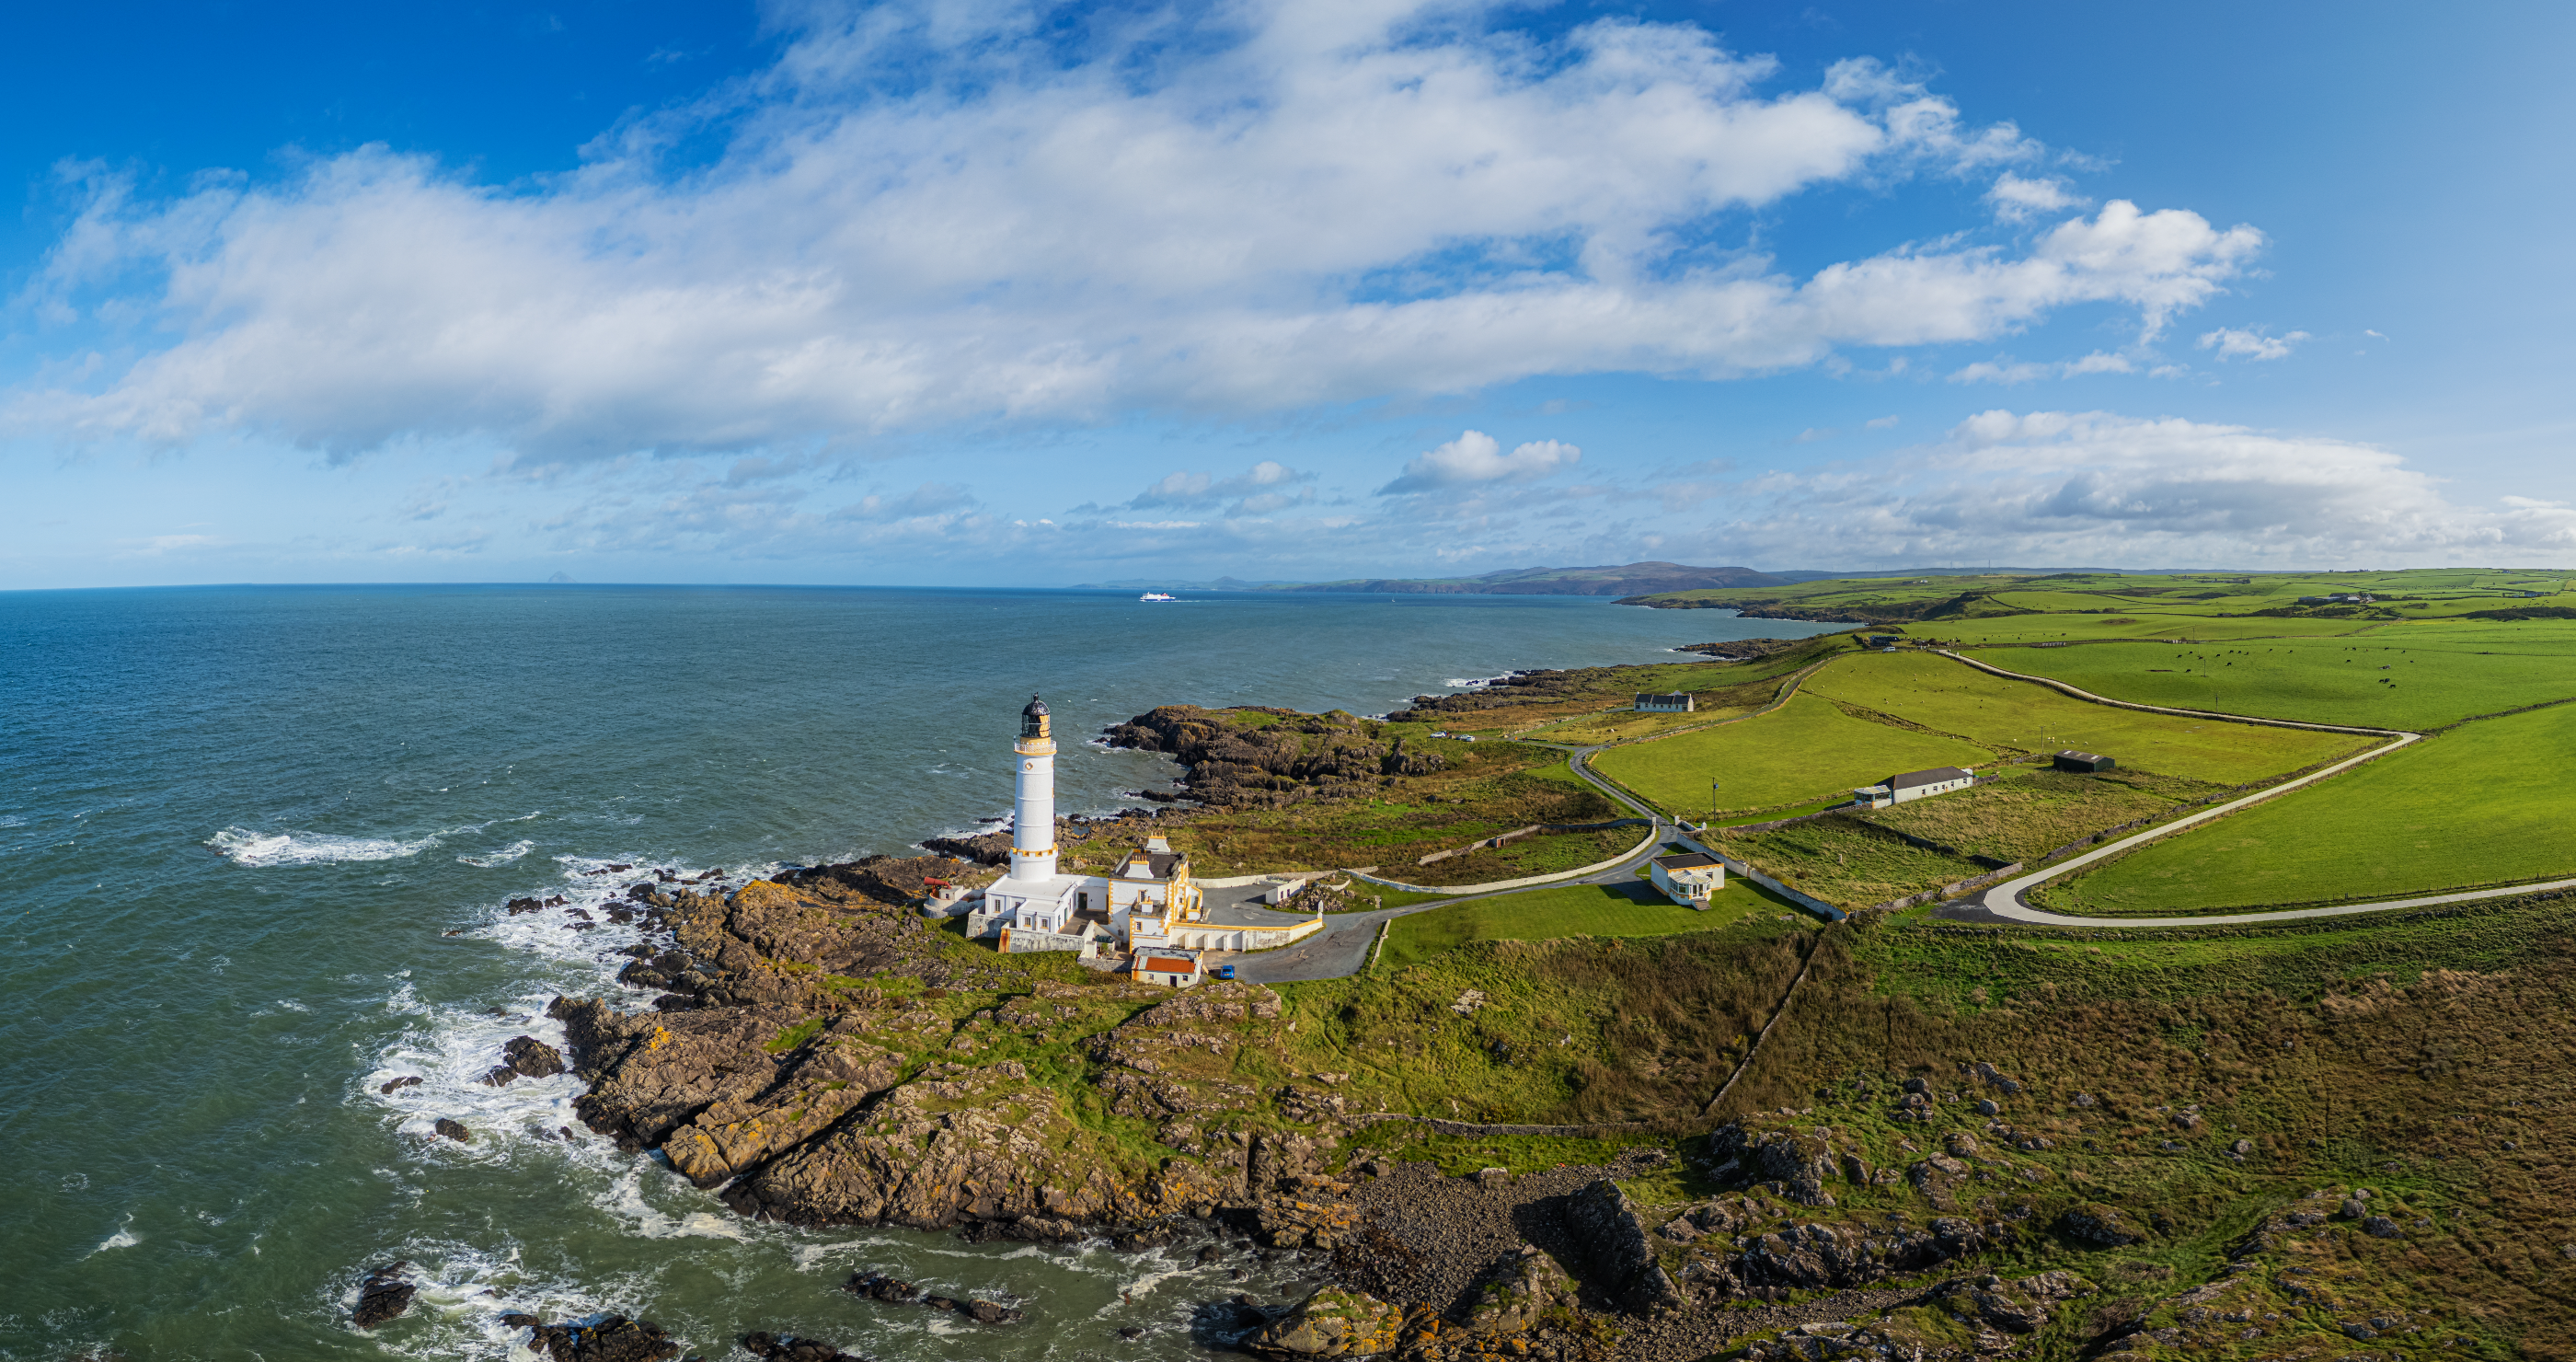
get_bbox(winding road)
[1233,739,1685,984]
[1931,651,2576,927]
[1239,642,2560,977]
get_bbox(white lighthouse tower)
[1009,695,1059,882]
[965,693,1208,955]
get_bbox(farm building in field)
[1132,949,1206,988]
[1649,851,1726,907]
[1634,692,1696,713]
[1853,765,1976,810]
[2054,749,2117,772]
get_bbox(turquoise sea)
[0,584,1819,1361]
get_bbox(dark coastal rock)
[480,1065,518,1087]
[1462,1246,1576,1336]
[1103,706,1438,807]
[2057,1203,2143,1248]
[506,896,546,915]
[528,1315,681,1362]
[845,1272,921,1303]
[505,1035,566,1078]
[351,1262,416,1328]
[661,1031,903,1187]
[1712,1124,1841,1206]
[433,1118,473,1142]
[720,1054,1236,1228]
[920,831,1013,866]
[741,1331,866,1361]
[1244,1287,1407,1358]
[1728,1271,2091,1360]
[379,1076,422,1094]
[1928,1269,2093,1333]
[1565,1178,1684,1314]
[549,996,794,1148]
[775,856,971,910]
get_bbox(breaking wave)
[457,840,536,868]
[207,826,443,867]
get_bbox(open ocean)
[0,583,1821,1361]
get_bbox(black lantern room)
[1020,694,1050,740]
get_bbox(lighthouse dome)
[1019,694,1051,739]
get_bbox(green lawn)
[1377,875,1806,969]
[1591,691,1994,816]
[1923,613,2378,647]
[1861,766,2225,865]
[1973,622,2576,729]
[1397,825,1647,886]
[1803,651,2367,782]
[2037,701,2576,915]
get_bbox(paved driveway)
[1233,747,1680,984]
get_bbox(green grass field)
[1973,622,2576,729]
[1376,875,1805,970]
[1802,651,2367,781]
[1861,766,2225,864]
[2036,701,2576,914]
[1591,691,1994,816]
[1923,613,2380,646]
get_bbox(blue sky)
[5,0,2571,588]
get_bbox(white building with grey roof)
[1852,765,1976,810]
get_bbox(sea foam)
[457,840,536,868]
[207,826,443,867]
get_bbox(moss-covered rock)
[1248,1286,1409,1357]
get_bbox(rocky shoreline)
[353,847,2151,1359]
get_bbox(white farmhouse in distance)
[1853,765,1976,811]
[1634,692,1695,713]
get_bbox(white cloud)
[1666,410,2576,567]
[1121,459,1316,514]
[1864,414,1901,429]
[1949,349,2136,383]
[1949,359,2053,385]
[2062,351,2133,375]
[8,2,2260,460]
[1378,431,1581,494]
[2197,326,2310,361]
[1985,171,2087,222]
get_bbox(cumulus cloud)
[2197,326,2310,361]
[8,1,2260,459]
[1985,171,2087,222]
[1377,431,1581,495]
[1122,459,1314,514]
[1668,410,2576,567]
[1949,350,2135,383]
